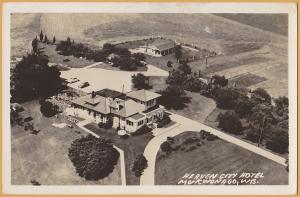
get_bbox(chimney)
[91,91,96,98]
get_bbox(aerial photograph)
[10,12,289,187]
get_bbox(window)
[138,120,144,126]
[126,120,133,126]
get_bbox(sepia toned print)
[3,2,297,195]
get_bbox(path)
[140,112,287,185]
[83,62,104,69]
[76,120,126,185]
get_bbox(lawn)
[11,100,122,185]
[84,122,154,185]
[228,73,267,88]
[39,42,95,68]
[169,91,216,123]
[155,131,288,185]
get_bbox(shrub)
[244,127,260,143]
[200,130,210,139]
[157,115,171,128]
[266,128,289,154]
[183,136,200,144]
[131,154,148,177]
[207,134,219,141]
[131,125,152,136]
[213,88,236,109]
[40,99,59,117]
[98,117,113,129]
[218,111,243,135]
[188,145,197,151]
[68,135,119,180]
[160,141,173,153]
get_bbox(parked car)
[67,124,74,128]
[69,77,80,84]
[78,82,89,88]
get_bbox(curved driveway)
[140,112,287,185]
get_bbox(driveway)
[140,112,287,185]
[60,64,169,93]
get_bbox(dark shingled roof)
[96,88,126,99]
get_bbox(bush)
[213,88,236,109]
[68,135,119,180]
[160,141,173,153]
[200,130,211,139]
[206,134,219,141]
[98,117,113,129]
[188,145,197,151]
[218,111,243,135]
[131,125,152,136]
[131,154,148,177]
[266,128,289,154]
[183,136,200,144]
[157,115,171,128]
[40,99,59,117]
[244,127,260,143]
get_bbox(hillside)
[215,14,288,36]
[11,13,288,97]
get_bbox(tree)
[133,53,145,62]
[218,111,243,135]
[157,86,190,110]
[39,30,44,42]
[31,37,39,54]
[131,154,148,177]
[132,73,151,90]
[166,70,187,86]
[174,45,182,61]
[160,141,172,153]
[213,88,236,109]
[251,88,272,104]
[274,96,289,116]
[178,62,192,75]
[40,99,59,117]
[167,61,173,68]
[266,127,289,154]
[245,125,260,143]
[234,97,254,118]
[68,135,119,180]
[44,35,48,43]
[10,54,62,103]
[66,37,71,46]
[248,103,276,146]
[211,75,228,87]
[183,75,205,92]
[52,36,56,44]
[102,43,115,55]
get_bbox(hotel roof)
[71,94,110,114]
[126,89,161,102]
[117,99,145,118]
[96,88,126,99]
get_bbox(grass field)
[11,13,288,97]
[11,100,121,185]
[84,122,154,185]
[155,131,288,185]
[169,91,216,123]
[228,73,267,88]
[39,42,95,68]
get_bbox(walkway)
[140,112,287,185]
[76,120,127,185]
